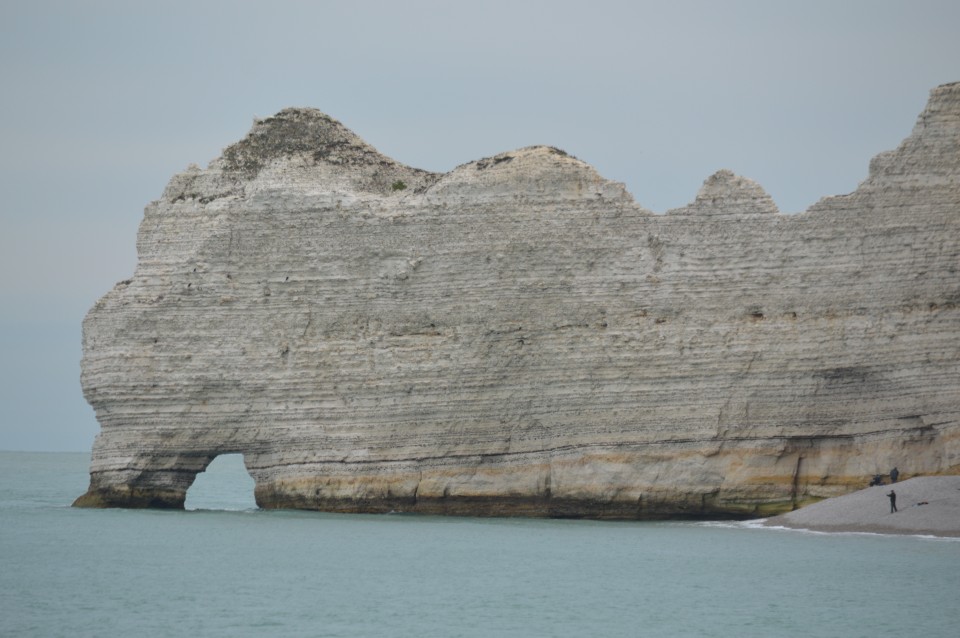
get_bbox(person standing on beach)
[887,489,897,513]
[890,467,899,483]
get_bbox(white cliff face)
[76,85,960,517]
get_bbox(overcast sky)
[2,0,958,451]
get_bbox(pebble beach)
[764,476,960,537]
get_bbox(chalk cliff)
[75,83,960,518]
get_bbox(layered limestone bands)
[76,83,960,518]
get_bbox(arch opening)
[184,453,257,511]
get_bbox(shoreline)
[761,476,960,538]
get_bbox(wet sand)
[763,476,960,538]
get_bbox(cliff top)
[216,107,437,180]
[180,81,959,210]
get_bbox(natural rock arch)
[76,83,960,518]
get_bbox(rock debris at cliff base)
[76,83,960,518]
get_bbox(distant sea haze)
[2,451,958,637]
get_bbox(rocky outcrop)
[75,83,960,518]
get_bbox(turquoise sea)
[1,451,958,637]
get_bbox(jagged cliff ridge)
[75,83,960,517]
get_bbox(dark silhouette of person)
[890,467,899,483]
[887,490,897,513]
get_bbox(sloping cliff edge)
[75,83,960,518]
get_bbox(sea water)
[1,451,958,637]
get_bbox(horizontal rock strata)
[76,83,960,518]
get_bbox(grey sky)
[1,0,958,451]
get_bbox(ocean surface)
[2,451,958,637]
